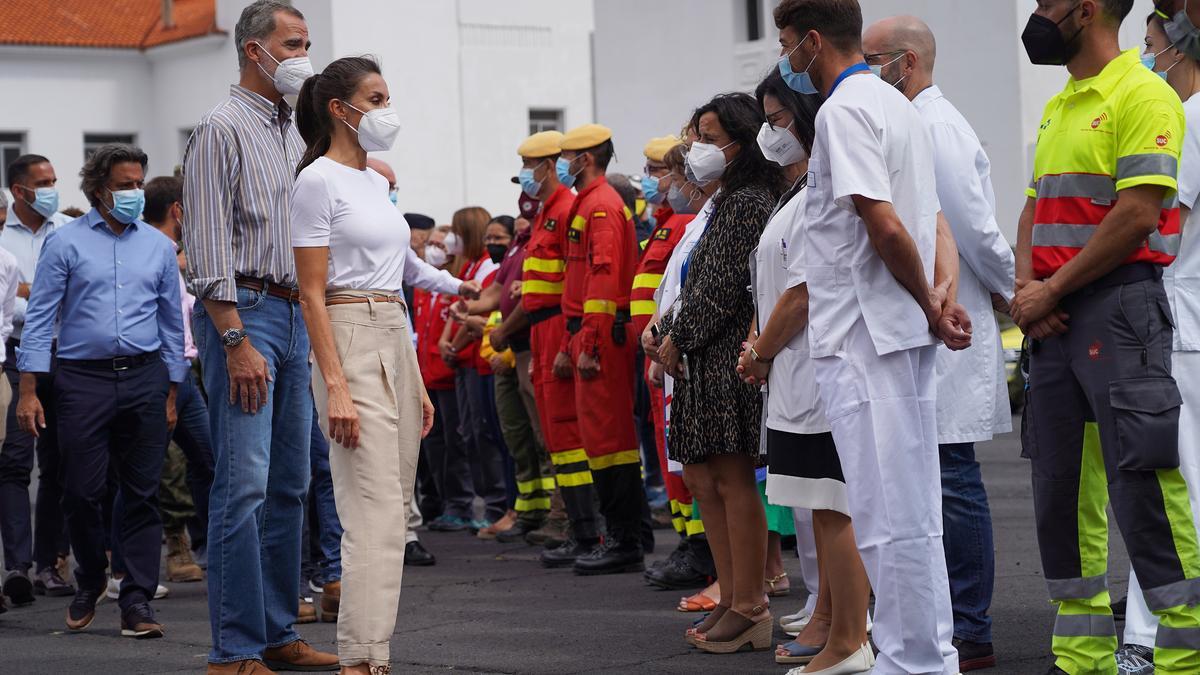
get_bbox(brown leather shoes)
[262,640,339,672]
[206,660,277,674]
[297,597,317,624]
[319,580,340,623]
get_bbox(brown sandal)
[694,605,773,654]
[685,604,728,645]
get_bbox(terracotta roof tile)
[0,0,220,50]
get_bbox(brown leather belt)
[235,275,300,303]
[325,293,407,310]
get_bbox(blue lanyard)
[830,62,870,94]
[680,208,716,288]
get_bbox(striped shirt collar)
[229,84,293,127]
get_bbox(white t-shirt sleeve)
[404,246,462,296]
[822,99,892,211]
[290,166,333,247]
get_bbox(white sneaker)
[789,643,875,675]
[780,609,812,635]
[106,577,169,601]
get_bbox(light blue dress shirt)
[0,208,71,337]
[16,209,188,382]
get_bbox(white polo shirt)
[803,73,941,358]
[0,208,72,338]
[752,187,829,434]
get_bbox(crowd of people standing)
[2,1,1200,674]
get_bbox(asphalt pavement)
[0,420,1131,674]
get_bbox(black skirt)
[765,429,849,515]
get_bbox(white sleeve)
[1179,111,1200,209]
[784,201,807,290]
[823,101,892,211]
[403,247,461,295]
[289,167,333,247]
[0,256,15,347]
[930,123,1016,301]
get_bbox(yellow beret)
[643,135,680,162]
[517,131,563,159]
[560,124,613,151]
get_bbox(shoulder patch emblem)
[592,211,607,219]
[545,218,557,231]
[654,228,671,240]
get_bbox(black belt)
[527,306,562,326]
[510,331,531,353]
[566,317,582,335]
[1068,262,1161,298]
[59,351,160,372]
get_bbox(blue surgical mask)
[388,189,398,205]
[779,36,818,95]
[556,156,581,189]
[22,186,59,219]
[641,174,665,205]
[519,165,544,198]
[1163,0,1200,61]
[106,188,145,225]
[869,53,907,90]
[1142,44,1180,79]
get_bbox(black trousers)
[0,338,67,573]
[57,359,169,608]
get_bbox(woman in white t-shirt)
[737,72,870,671]
[290,56,479,674]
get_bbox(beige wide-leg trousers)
[312,295,423,667]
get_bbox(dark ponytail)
[295,55,382,176]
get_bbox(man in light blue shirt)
[16,144,185,639]
[0,153,74,605]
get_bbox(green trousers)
[494,362,553,526]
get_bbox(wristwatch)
[221,327,248,349]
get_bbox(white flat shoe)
[789,643,875,675]
[780,609,812,634]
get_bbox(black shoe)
[65,587,103,631]
[953,637,996,672]
[540,538,597,568]
[1115,644,1154,675]
[1045,664,1069,674]
[495,519,540,544]
[404,540,436,567]
[120,602,164,639]
[644,552,707,589]
[1111,595,1127,621]
[573,540,644,576]
[647,538,689,574]
[2,570,34,607]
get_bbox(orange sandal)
[678,591,718,612]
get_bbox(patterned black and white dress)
[664,185,775,465]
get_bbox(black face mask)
[1022,4,1084,66]
[486,243,508,263]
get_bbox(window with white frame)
[0,133,26,188]
[83,133,137,161]
[529,109,564,135]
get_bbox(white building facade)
[0,0,595,222]
[593,0,1156,241]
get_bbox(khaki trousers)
[312,297,423,667]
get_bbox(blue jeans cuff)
[267,634,303,650]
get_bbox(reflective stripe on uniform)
[1031,223,1180,256]
[524,257,567,274]
[516,477,557,494]
[587,449,641,470]
[556,470,594,487]
[1046,575,1109,602]
[1142,576,1200,611]
[630,299,657,317]
[633,272,664,289]
[514,497,552,512]
[1157,624,1200,649]
[685,519,706,536]
[1117,153,1178,181]
[584,299,617,316]
[550,448,588,465]
[522,280,564,295]
[1053,613,1117,638]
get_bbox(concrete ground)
[0,421,1131,674]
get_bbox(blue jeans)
[199,289,312,663]
[939,442,995,643]
[308,406,342,584]
[457,369,509,522]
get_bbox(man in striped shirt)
[181,1,335,672]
